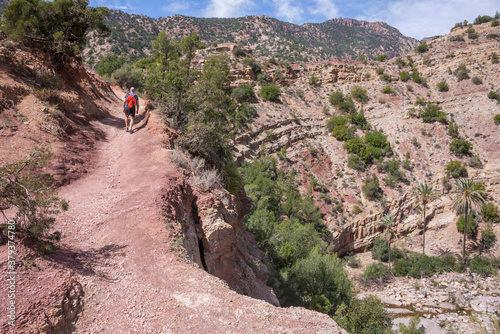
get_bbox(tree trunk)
[463,205,469,264]
[422,205,426,255]
[388,229,392,271]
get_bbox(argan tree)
[412,183,438,255]
[451,178,485,264]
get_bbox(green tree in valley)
[379,214,395,270]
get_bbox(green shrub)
[437,79,449,92]
[344,255,361,268]
[415,97,426,106]
[371,237,403,262]
[468,32,479,39]
[350,111,369,130]
[353,205,363,215]
[471,77,483,85]
[495,114,500,124]
[411,69,427,86]
[111,64,144,90]
[0,147,66,243]
[332,124,355,141]
[489,91,500,101]
[448,121,460,138]
[393,254,457,278]
[456,213,478,238]
[347,154,366,172]
[480,223,497,250]
[399,71,410,82]
[454,64,470,81]
[446,160,468,178]
[376,68,385,75]
[334,296,393,334]
[376,54,387,62]
[223,162,244,194]
[382,86,394,94]
[450,35,465,42]
[415,43,429,53]
[419,102,448,123]
[492,19,500,27]
[326,115,349,132]
[469,256,498,276]
[351,85,369,103]
[256,72,270,84]
[309,75,319,86]
[35,71,63,90]
[95,54,126,77]
[468,155,483,168]
[362,174,383,201]
[232,47,246,57]
[362,262,391,284]
[232,84,255,102]
[450,138,473,156]
[260,83,280,101]
[482,202,499,222]
[328,91,355,113]
[243,57,261,73]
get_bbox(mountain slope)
[84,11,419,64]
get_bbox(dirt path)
[53,92,345,333]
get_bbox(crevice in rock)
[192,198,208,271]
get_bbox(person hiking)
[123,87,140,133]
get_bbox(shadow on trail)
[52,244,127,281]
[98,111,149,132]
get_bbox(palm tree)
[412,183,439,255]
[451,178,485,264]
[379,214,395,270]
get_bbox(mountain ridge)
[84,10,419,64]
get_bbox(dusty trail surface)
[53,90,344,333]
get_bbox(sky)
[90,0,499,40]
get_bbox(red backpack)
[126,93,137,108]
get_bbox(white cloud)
[93,0,129,10]
[162,1,190,14]
[204,0,254,17]
[273,0,304,22]
[356,0,500,39]
[309,0,339,20]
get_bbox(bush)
[415,97,426,106]
[243,57,261,73]
[0,148,66,243]
[446,160,468,178]
[232,84,255,102]
[399,316,426,334]
[450,138,473,156]
[256,72,270,84]
[471,77,483,85]
[399,71,410,82]
[332,124,355,141]
[454,64,470,81]
[468,32,479,39]
[35,71,63,90]
[492,19,500,27]
[495,114,500,124]
[353,205,363,215]
[347,154,366,172]
[362,262,391,284]
[326,115,349,132]
[482,202,499,222]
[334,296,393,334]
[393,254,457,278]
[468,155,483,168]
[448,121,460,138]
[371,237,403,263]
[456,213,478,238]
[382,86,395,94]
[329,91,355,113]
[419,102,448,123]
[260,83,280,101]
[437,79,449,92]
[480,223,497,250]
[362,174,383,201]
[415,43,429,53]
[309,75,319,86]
[350,111,369,130]
[450,35,465,42]
[379,73,392,82]
[376,54,387,62]
[95,54,126,77]
[111,64,144,90]
[489,91,500,101]
[469,256,498,276]
[376,68,385,75]
[351,86,369,103]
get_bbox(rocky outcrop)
[160,176,279,306]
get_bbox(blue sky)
[90,0,499,39]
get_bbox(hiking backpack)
[125,93,137,108]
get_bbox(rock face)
[160,176,279,306]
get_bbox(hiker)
[123,87,140,133]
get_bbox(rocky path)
[51,91,346,333]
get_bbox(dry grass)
[169,149,220,191]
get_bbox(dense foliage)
[2,0,109,64]
[240,157,353,314]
